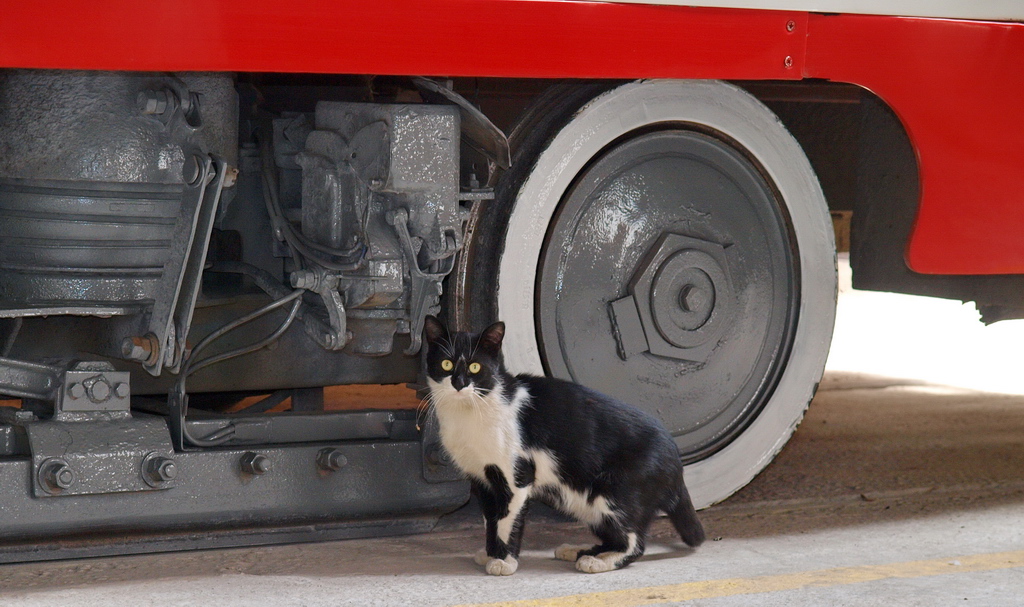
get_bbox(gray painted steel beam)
[0,440,469,562]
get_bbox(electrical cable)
[175,289,304,447]
[185,288,304,369]
[207,260,342,348]
[187,295,301,377]
[261,170,367,271]
[207,261,292,300]
[257,125,366,272]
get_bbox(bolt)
[158,460,177,480]
[679,285,693,311]
[53,467,75,488]
[290,270,319,290]
[68,383,86,399]
[87,378,111,403]
[240,451,271,475]
[146,457,178,482]
[679,284,709,313]
[223,166,240,188]
[142,453,178,486]
[114,382,130,399]
[122,337,146,360]
[121,335,159,365]
[786,20,796,32]
[182,154,203,185]
[784,56,794,69]
[137,89,170,115]
[316,448,348,472]
[41,460,76,492]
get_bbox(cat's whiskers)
[425,382,476,421]
[436,339,455,360]
[415,393,436,431]
[455,384,483,424]
[473,389,491,425]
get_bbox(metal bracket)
[128,153,227,376]
[290,268,351,351]
[26,414,178,497]
[412,77,511,170]
[388,208,455,355]
[14,360,178,498]
[57,362,130,414]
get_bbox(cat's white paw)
[484,556,519,576]
[575,553,618,573]
[554,544,589,562]
[474,548,490,566]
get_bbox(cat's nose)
[452,375,468,391]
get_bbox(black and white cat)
[422,315,705,575]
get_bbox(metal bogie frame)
[0,72,479,561]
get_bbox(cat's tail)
[667,483,706,548]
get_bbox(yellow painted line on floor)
[454,549,1024,607]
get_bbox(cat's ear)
[479,321,505,356]
[423,315,446,344]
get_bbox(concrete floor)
[3,258,1024,605]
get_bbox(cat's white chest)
[438,407,514,479]
[430,382,528,481]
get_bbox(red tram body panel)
[2,2,1022,273]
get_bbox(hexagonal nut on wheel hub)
[611,232,734,362]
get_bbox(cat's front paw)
[576,554,617,574]
[484,556,519,576]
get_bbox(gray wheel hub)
[537,128,798,463]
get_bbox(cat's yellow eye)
[468,362,481,374]
[441,359,454,371]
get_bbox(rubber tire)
[477,80,836,508]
